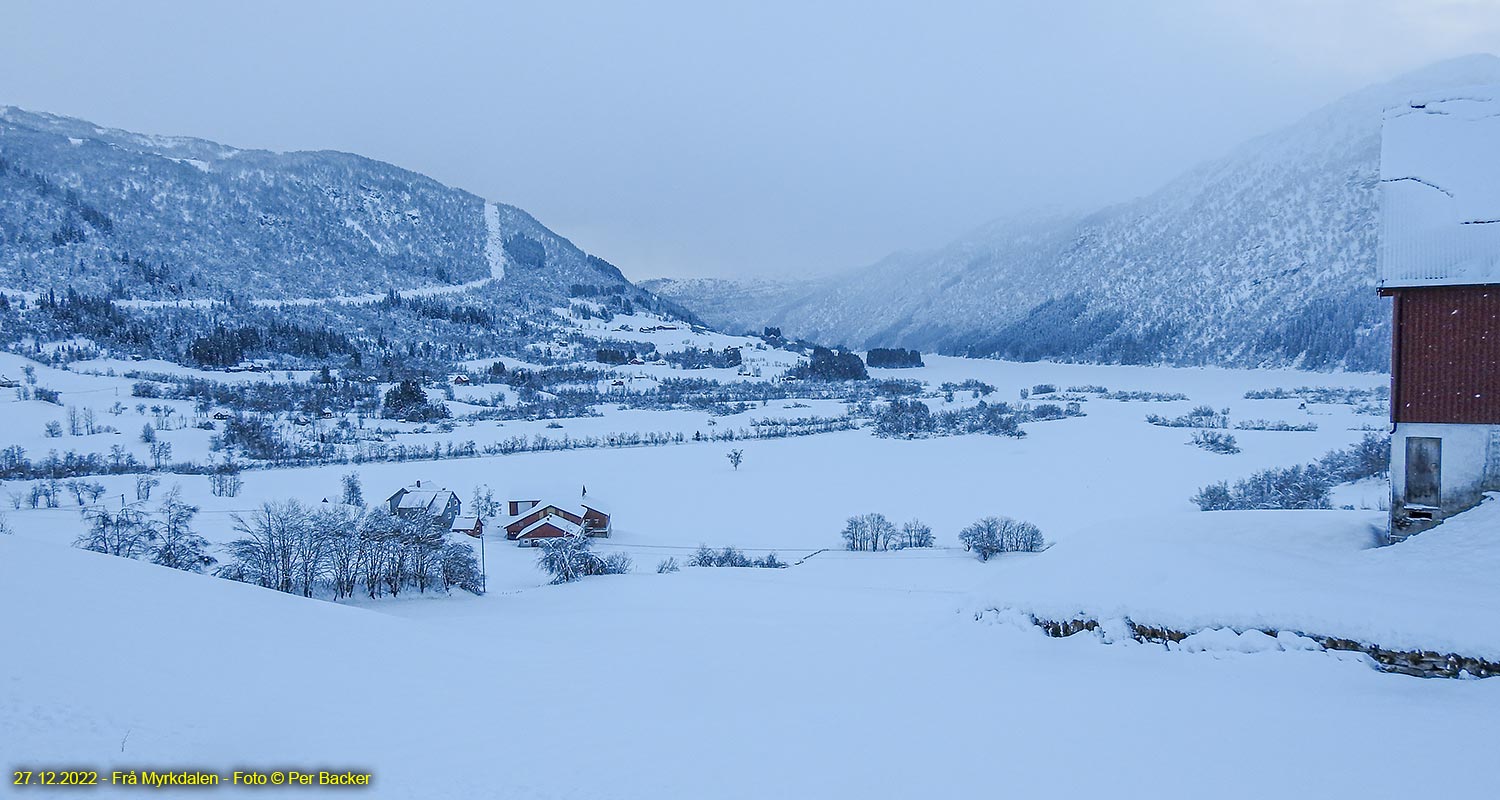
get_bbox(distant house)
[450,374,471,385]
[387,481,462,528]
[515,515,584,546]
[1379,87,1500,539]
[450,515,483,538]
[503,499,611,543]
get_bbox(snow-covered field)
[5,349,1499,798]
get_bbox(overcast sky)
[5,1,1499,280]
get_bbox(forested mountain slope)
[0,106,661,312]
[660,55,1500,371]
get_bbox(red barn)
[1380,88,1500,538]
[450,515,483,538]
[503,499,611,541]
[515,516,584,546]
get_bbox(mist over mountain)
[654,54,1500,371]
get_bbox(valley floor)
[3,356,1497,798]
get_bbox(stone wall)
[1024,614,1498,679]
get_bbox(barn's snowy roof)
[1380,85,1500,288]
[517,516,582,538]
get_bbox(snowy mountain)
[638,276,820,335]
[661,55,1500,370]
[0,106,667,313]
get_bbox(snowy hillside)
[0,106,665,312]
[665,55,1500,370]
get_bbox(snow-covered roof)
[1380,85,1500,288]
[396,488,455,515]
[450,515,480,531]
[517,516,582,538]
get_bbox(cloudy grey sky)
[5,1,1499,280]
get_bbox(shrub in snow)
[657,557,680,574]
[1031,383,1057,395]
[874,399,1026,439]
[714,546,753,567]
[1191,482,1235,511]
[1191,430,1240,454]
[1192,464,1332,511]
[1030,403,1065,420]
[1234,419,1318,432]
[0,512,12,535]
[140,423,156,443]
[873,398,934,438]
[536,534,631,584]
[1243,386,1388,405]
[727,448,744,470]
[1105,390,1188,402]
[686,545,785,569]
[841,512,897,551]
[1316,432,1390,482]
[688,544,718,568]
[958,516,1045,561]
[940,379,995,397]
[1146,406,1229,429]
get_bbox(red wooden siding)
[1389,286,1500,424]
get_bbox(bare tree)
[221,500,310,594]
[727,449,744,471]
[471,484,499,519]
[897,519,933,549]
[77,503,157,559]
[400,513,446,594]
[319,504,365,600]
[841,512,896,551]
[340,471,364,507]
[150,486,215,572]
[959,516,1044,561]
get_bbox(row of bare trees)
[218,500,482,599]
[74,485,215,572]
